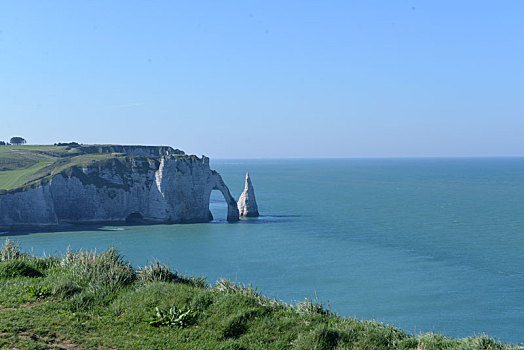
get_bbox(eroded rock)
[0,148,239,230]
[237,172,259,217]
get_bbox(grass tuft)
[137,260,174,283]
[137,259,207,287]
[59,247,135,293]
[301,325,344,350]
[294,297,331,316]
[0,238,21,261]
[221,307,265,339]
[0,260,43,278]
[214,279,283,310]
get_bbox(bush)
[54,142,80,147]
[9,136,26,145]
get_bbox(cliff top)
[0,242,513,349]
[0,144,188,193]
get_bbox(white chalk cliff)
[237,172,259,217]
[0,148,239,230]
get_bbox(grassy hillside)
[0,240,518,349]
[0,145,68,191]
[0,144,183,193]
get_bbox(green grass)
[0,239,520,350]
[0,160,56,190]
[0,144,186,192]
[0,145,105,191]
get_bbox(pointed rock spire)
[237,172,259,217]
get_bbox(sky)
[1,1,523,158]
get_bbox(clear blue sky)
[1,1,523,158]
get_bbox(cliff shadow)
[0,220,212,236]
[208,214,307,224]
[0,224,127,236]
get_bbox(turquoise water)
[3,158,524,344]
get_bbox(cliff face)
[0,150,239,230]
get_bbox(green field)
[0,240,517,350]
[0,144,183,193]
[0,145,68,191]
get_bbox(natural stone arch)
[211,172,239,222]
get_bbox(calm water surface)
[3,158,524,344]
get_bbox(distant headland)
[0,144,245,230]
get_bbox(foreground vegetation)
[0,240,519,349]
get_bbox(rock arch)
[211,172,239,222]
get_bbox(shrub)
[54,142,80,147]
[9,137,27,145]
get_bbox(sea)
[2,158,523,344]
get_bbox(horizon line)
[4,144,522,160]
[212,155,524,160]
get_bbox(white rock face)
[0,154,239,230]
[237,172,259,217]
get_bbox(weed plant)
[145,305,198,327]
[27,285,52,300]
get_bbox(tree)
[0,141,5,146]
[10,137,27,145]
